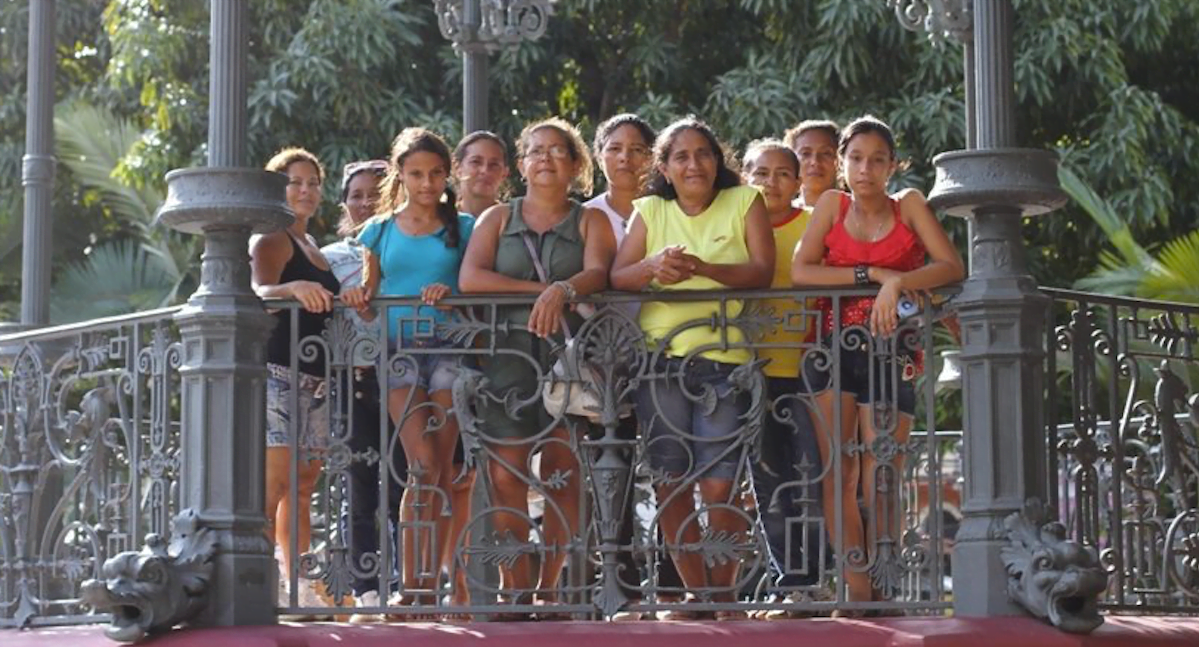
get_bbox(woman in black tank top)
[252,148,343,609]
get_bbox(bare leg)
[536,426,582,595]
[698,477,741,602]
[444,467,475,605]
[265,447,290,546]
[811,390,870,604]
[428,389,460,591]
[390,386,457,600]
[655,481,708,593]
[858,404,913,601]
[267,447,323,579]
[486,442,536,594]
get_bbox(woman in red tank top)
[791,116,964,611]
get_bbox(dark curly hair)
[643,116,740,200]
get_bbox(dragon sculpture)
[1000,498,1108,634]
[80,510,217,642]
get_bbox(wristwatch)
[854,264,870,286]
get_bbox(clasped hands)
[645,244,706,285]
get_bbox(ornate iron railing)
[12,286,1197,626]
[265,288,958,620]
[1044,289,1199,614]
[0,307,184,627]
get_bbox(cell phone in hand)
[897,296,920,320]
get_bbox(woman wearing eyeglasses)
[459,117,615,616]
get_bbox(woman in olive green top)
[459,117,615,610]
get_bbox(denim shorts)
[635,356,751,481]
[384,338,464,392]
[266,362,330,451]
[801,342,916,416]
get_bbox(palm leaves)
[50,101,197,322]
[48,240,180,322]
[1062,165,1198,304]
[1140,231,1199,303]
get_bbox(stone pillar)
[154,0,292,627]
[928,0,1066,617]
[20,0,56,327]
[462,43,490,133]
[207,0,247,167]
[963,43,976,150]
[461,0,488,133]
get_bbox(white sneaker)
[349,590,381,624]
[764,591,814,620]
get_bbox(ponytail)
[439,186,460,248]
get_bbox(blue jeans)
[385,337,463,392]
[750,377,826,587]
[635,356,749,481]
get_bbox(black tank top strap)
[266,232,339,375]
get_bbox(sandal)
[487,591,535,622]
[715,609,748,622]
[533,596,572,622]
[658,596,713,621]
[386,592,440,622]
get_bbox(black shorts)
[801,341,916,416]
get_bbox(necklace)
[851,202,888,242]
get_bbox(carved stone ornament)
[79,510,217,642]
[1000,498,1108,634]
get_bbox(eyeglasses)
[524,145,571,160]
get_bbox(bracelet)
[854,264,870,286]
[552,280,577,300]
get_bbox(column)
[462,43,490,133]
[20,0,56,327]
[929,0,1066,617]
[157,0,292,627]
[461,0,488,132]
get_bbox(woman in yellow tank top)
[611,117,774,619]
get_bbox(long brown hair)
[376,128,461,248]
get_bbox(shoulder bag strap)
[520,232,573,339]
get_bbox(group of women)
[248,112,964,621]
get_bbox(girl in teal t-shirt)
[341,128,473,611]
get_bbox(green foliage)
[49,239,179,322]
[51,100,195,314]
[3,0,1199,322]
[1064,164,1199,305]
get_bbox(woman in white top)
[584,115,655,251]
[583,114,666,616]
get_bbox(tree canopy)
[2,0,1197,321]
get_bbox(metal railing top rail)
[261,285,963,308]
[0,306,184,345]
[1042,287,1199,314]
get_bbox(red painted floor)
[7,616,1199,647]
